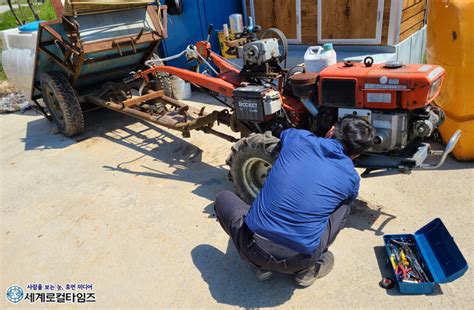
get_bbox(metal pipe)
[160,95,188,108]
[242,0,248,24]
[419,130,462,170]
[249,0,256,24]
[145,50,187,66]
[27,0,40,21]
[7,0,23,25]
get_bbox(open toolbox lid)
[414,218,468,283]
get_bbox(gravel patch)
[0,91,31,113]
[0,80,31,114]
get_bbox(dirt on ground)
[0,80,17,96]
[0,92,473,308]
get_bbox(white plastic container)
[304,43,337,73]
[171,77,192,100]
[1,28,37,100]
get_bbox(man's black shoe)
[295,251,334,287]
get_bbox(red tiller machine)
[32,3,460,202]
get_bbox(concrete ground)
[1,92,473,308]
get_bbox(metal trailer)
[31,1,235,141]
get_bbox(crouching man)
[214,116,375,287]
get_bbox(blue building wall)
[159,0,243,68]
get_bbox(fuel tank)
[318,62,445,111]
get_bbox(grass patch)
[0,1,56,81]
[0,66,6,81]
[0,1,56,31]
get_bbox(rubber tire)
[226,132,280,204]
[155,71,172,97]
[41,71,84,137]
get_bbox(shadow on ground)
[191,240,297,308]
[21,110,76,150]
[19,106,473,205]
[346,199,397,236]
[193,198,400,307]
[22,108,233,201]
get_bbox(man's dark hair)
[332,116,376,156]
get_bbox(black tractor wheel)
[226,132,280,204]
[41,71,84,137]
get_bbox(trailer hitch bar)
[84,95,238,142]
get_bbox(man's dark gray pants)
[214,190,351,274]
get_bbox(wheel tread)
[41,71,84,137]
[227,132,280,203]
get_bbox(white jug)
[304,43,337,73]
[171,77,192,100]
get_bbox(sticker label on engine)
[419,65,433,72]
[427,67,444,81]
[367,93,392,103]
[364,83,407,90]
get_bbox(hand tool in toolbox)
[383,218,468,294]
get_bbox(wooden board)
[301,0,318,44]
[321,0,378,40]
[63,0,149,16]
[402,0,426,22]
[299,0,390,45]
[249,0,396,46]
[399,0,426,42]
[402,0,423,9]
[399,21,424,42]
[380,0,391,45]
[253,0,298,40]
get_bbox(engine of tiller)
[304,60,446,154]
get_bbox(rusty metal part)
[225,38,248,48]
[289,72,319,85]
[84,95,236,141]
[160,95,188,109]
[50,0,64,18]
[123,90,164,107]
[32,99,52,121]
[31,4,167,101]
[289,72,319,98]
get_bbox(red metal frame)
[138,41,242,97]
[140,65,237,97]
[137,39,308,126]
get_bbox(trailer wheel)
[41,72,84,137]
[226,132,280,203]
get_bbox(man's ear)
[325,126,335,138]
